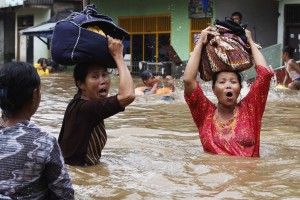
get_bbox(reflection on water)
[33,72,300,199]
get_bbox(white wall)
[277,0,300,45]
[16,7,50,63]
[215,0,279,48]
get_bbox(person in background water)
[231,11,242,25]
[58,35,135,166]
[282,45,300,90]
[40,58,53,71]
[135,70,175,95]
[0,62,74,199]
[184,26,274,157]
[35,58,53,74]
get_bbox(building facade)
[92,0,300,74]
[1,0,300,75]
[0,0,82,66]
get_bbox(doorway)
[17,15,34,63]
[284,4,300,61]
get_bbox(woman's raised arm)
[184,26,218,97]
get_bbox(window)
[190,18,212,51]
[119,15,171,74]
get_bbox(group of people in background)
[0,10,299,199]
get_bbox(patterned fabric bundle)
[199,19,253,81]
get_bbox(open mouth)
[226,92,233,98]
[99,88,107,95]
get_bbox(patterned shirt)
[0,121,74,199]
[185,65,274,157]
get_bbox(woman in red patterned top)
[184,27,274,157]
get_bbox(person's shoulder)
[288,59,297,65]
[286,59,299,70]
[25,120,52,135]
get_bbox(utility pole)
[83,0,90,8]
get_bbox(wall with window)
[214,0,278,48]
[96,0,192,61]
[16,7,50,64]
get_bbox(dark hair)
[283,45,295,58]
[73,63,92,93]
[140,70,155,81]
[212,71,243,88]
[73,63,108,93]
[231,11,242,20]
[0,62,40,118]
[37,58,47,65]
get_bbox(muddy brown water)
[33,72,300,200]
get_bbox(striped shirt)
[59,93,124,166]
[85,123,107,165]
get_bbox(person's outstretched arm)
[108,35,135,107]
[183,26,217,97]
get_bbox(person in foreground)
[183,27,274,157]
[58,35,135,166]
[282,45,300,90]
[135,70,175,95]
[0,62,74,199]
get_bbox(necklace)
[215,108,237,127]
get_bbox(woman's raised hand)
[107,35,124,59]
[195,26,219,46]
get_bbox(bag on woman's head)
[198,19,253,81]
[51,4,129,68]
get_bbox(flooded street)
[33,72,300,200]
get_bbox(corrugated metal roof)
[20,11,72,39]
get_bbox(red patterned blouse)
[185,65,274,157]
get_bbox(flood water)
[34,72,300,200]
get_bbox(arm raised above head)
[245,29,270,71]
[183,26,218,97]
[108,35,135,108]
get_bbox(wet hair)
[37,58,48,66]
[212,71,243,88]
[141,70,155,81]
[0,62,40,118]
[231,11,242,21]
[283,45,295,58]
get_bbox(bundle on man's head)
[198,18,253,81]
[51,4,129,68]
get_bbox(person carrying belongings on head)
[184,17,274,157]
[51,4,135,166]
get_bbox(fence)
[130,61,172,77]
